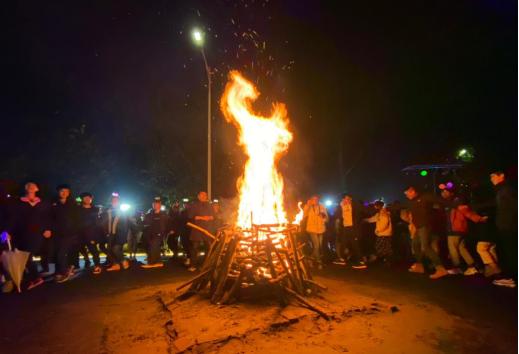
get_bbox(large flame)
[221,71,293,228]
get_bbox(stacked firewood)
[176,223,329,318]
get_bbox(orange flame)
[221,71,293,228]
[293,201,304,225]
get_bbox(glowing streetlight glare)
[192,29,204,45]
[325,199,333,207]
[120,203,131,212]
[458,149,467,156]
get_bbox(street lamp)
[192,28,212,200]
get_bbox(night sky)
[2,0,517,205]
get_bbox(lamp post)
[192,28,212,199]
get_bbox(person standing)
[141,197,169,268]
[101,193,130,271]
[334,194,366,269]
[78,192,103,275]
[167,201,190,263]
[304,195,328,269]
[128,211,143,262]
[489,170,517,288]
[4,182,52,290]
[403,186,448,279]
[52,184,80,283]
[364,201,393,264]
[187,191,214,271]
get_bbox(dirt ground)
[3,269,514,354]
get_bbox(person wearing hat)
[78,192,103,275]
[141,197,170,268]
[52,184,81,283]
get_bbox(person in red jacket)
[440,186,487,276]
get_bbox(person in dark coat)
[489,170,518,288]
[51,184,80,283]
[5,182,52,290]
[333,194,366,269]
[100,193,130,271]
[167,201,190,263]
[78,192,103,275]
[141,197,170,268]
[403,186,448,279]
[187,191,214,271]
[128,211,144,261]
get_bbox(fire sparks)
[221,70,293,228]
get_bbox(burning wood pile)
[177,222,328,318]
[176,71,328,318]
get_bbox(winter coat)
[334,201,362,233]
[448,205,484,236]
[78,206,102,242]
[51,199,79,238]
[6,197,51,253]
[100,207,129,245]
[304,203,328,234]
[142,211,170,240]
[365,208,392,237]
[187,201,214,242]
[494,183,517,232]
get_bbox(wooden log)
[287,230,306,290]
[186,222,216,241]
[304,279,327,291]
[268,273,288,284]
[283,286,330,320]
[176,269,212,291]
[220,269,244,304]
[211,235,239,303]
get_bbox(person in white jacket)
[304,195,329,269]
[365,201,393,263]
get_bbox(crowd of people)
[298,168,517,288]
[0,167,516,293]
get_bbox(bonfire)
[177,71,327,317]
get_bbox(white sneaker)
[493,278,516,288]
[333,258,346,265]
[463,267,479,276]
[447,268,462,275]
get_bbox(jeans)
[308,233,324,263]
[109,244,124,264]
[495,229,517,278]
[56,236,76,275]
[476,241,498,265]
[412,227,442,267]
[147,234,163,264]
[40,237,55,272]
[85,241,101,267]
[447,235,474,267]
[190,238,211,266]
[26,255,40,281]
[336,227,362,262]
